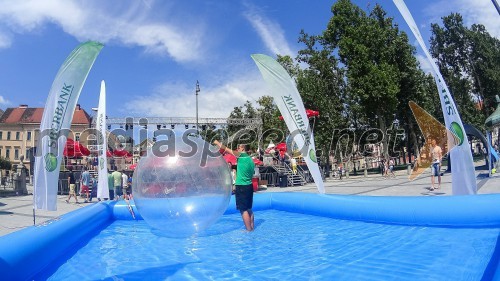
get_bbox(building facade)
[0,104,92,173]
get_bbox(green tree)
[430,13,500,130]
[256,95,284,147]
[225,101,261,150]
[274,32,347,163]
[198,123,223,145]
[392,30,440,163]
[227,105,244,134]
[323,1,401,159]
[467,24,500,117]
[0,156,11,170]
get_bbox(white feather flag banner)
[252,54,325,193]
[393,0,476,195]
[97,80,110,200]
[34,41,103,210]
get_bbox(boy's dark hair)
[242,144,251,152]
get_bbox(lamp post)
[196,80,200,133]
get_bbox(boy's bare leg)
[241,210,254,231]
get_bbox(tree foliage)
[256,95,284,147]
[276,36,346,162]
[320,0,434,160]
[222,98,281,151]
[0,156,11,170]
[226,1,498,166]
[430,13,500,131]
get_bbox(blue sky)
[0,0,498,119]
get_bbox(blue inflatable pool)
[1,192,500,280]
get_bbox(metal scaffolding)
[105,117,262,128]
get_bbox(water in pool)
[41,210,498,280]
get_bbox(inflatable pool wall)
[2,192,500,280]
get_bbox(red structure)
[279,109,319,120]
[63,139,90,158]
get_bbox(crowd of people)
[65,167,132,204]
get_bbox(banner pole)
[32,166,36,225]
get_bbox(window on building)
[7,132,11,140]
[14,149,19,160]
[76,133,80,142]
[6,148,10,159]
[0,148,2,157]
[26,148,31,159]
[16,132,20,140]
[27,131,32,141]
[0,131,2,140]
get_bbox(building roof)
[134,138,154,150]
[0,104,91,125]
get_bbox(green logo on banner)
[44,153,58,172]
[309,148,317,163]
[99,158,105,169]
[450,122,465,146]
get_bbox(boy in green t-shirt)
[214,140,255,231]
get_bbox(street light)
[196,80,200,132]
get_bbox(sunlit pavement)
[264,166,500,196]
[1,161,499,236]
[0,192,96,236]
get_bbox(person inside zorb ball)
[132,133,233,237]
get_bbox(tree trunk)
[377,111,389,159]
[409,122,420,163]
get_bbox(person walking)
[214,140,255,231]
[80,167,91,203]
[107,170,115,200]
[291,157,297,174]
[65,167,79,204]
[127,175,133,199]
[380,158,385,178]
[388,158,396,178]
[112,170,122,200]
[430,139,442,191]
[121,171,129,200]
[89,175,98,202]
[384,159,389,178]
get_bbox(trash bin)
[278,174,288,188]
[252,177,259,192]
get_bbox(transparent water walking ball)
[132,134,232,237]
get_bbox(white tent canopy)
[267,141,275,149]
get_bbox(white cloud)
[123,72,268,119]
[0,0,204,62]
[457,0,500,38]
[0,31,11,48]
[243,5,294,57]
[415,53,433,75]
[410,0,499,74]
[425,0,500,39]
[0,95,10,105]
